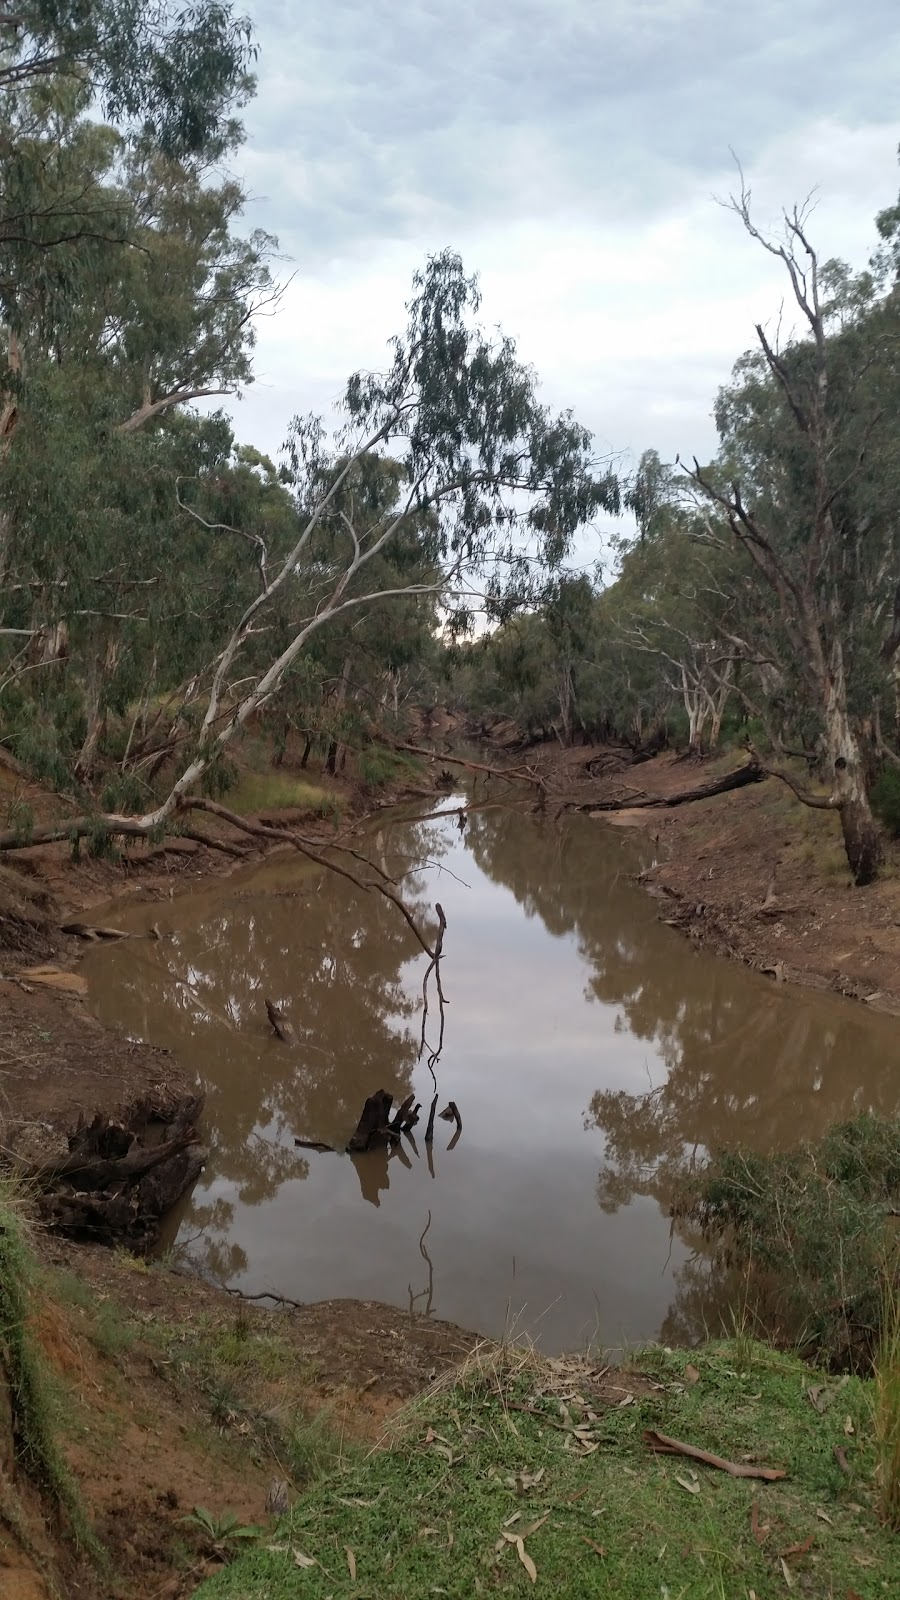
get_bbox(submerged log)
[265,997,296,1043]
[295,1088,454,1158]
[60,921,133,941]
[389,1093,417,1134]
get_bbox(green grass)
[0,1193,99,1559]
[224,771,336,817]
[874,1279,900,1527]
[50,1266,137,1358]
[142,1306,346,1489]
[193,1340,900,1599]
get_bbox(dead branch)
[176,798,438,960]
[7,1128,201,1191]
[424,1093,439,1145]
[438,1100,462,1136]
[418,901,448,1069]
[396,743,547,795]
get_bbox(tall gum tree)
[688,180,900,885]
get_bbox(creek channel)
[82,792,900,1352]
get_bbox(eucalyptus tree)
[0,74,277,779]
[686,183,900,884]
[0,0,254,156]
[0,251,619,847]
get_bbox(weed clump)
[0,1196,97,1554]
[672,1112,900,1369]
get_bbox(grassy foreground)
[195,1342,899,1600]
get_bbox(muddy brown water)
[83,796,900,1352]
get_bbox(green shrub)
[356,744,420,790]
[871,765,900,836]
[673,1113,900,1369]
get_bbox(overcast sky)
[221,0,900,490]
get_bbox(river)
[83,793,900,1352]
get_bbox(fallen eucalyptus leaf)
[516,1537,537,1583]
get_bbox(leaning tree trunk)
[326,655,352,775]
[75,633,121,783]
[824,662,883,886]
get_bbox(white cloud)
[224,115,900,478]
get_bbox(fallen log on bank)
[562,760,766,814]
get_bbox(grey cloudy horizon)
[219,0,900,498]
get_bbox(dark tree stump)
[346,1090,394,1153]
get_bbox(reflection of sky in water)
[84,797,900,1352]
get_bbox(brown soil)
[0,977,189,1151]
[5,1239,477,1600]
[522,740,900,1012]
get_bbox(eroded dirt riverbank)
[514,740,900,1012]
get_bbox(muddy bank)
[515,740,900,1012]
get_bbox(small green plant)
[100,771,147,814]
[180,1506,266,1555]
[4,794,34,842]
[356,743,420,790]
[871,765,900,837]
[283,1405,355,1485]
[86,819,117,860]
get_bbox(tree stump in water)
[346,1090,394,1152]
[345,1090,421,1152]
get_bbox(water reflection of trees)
[465,806,900,1209]
[102,821,448,1219]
